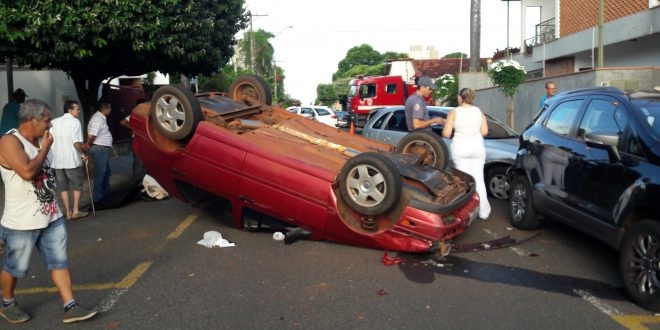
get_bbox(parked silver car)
[362,106,519,200]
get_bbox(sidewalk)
[0,150,137,215]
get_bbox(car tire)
[338,153,402,216]
[487,165,510,200]
[395,130,449,170]
[229,74,272,106]
[508,174,540,230]
[150,84,202,141]
[619,220,660,312]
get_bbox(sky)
[242,0,522,105]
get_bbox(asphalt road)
[6,191,660,329]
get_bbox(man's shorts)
[55,167,84,191]
[0,217,69,278]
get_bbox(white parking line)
[574,289,622,315]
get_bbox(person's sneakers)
[0,301,30,324]
[62,303,98,324]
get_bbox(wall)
[1,69,81,120]
[459,67,660,132]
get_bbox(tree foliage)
[316,84,337,106]
[333,44,383,80]
[443,52,468,59]
[0,0,247,117]
[239,29,275,77]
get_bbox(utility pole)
[248,11,268,73]
[469,0,481,72]
[597,0,604,68]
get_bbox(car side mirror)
[585,132,621,163]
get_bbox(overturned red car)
[130,75,479,254]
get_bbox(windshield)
[348,85,357,98]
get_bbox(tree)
[443,52,468,59]
[333,44,383,80]
[0,0,247,119]
[239,29,275,77]
[316,84,337,107]
[488,59,526,127]
[382,51,410,61]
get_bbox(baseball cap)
[417,76,437,90]
[14,88,27,96]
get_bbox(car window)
[544,99,583,136]
[484,114,518,138]
[301,108,314,116]
[385,110,408,132]
[315,108,331,116]
[360,84,376,98]
[578,98,628,138]
[633,99,660,139]
[386,84,397,94]
[369,111,389,130]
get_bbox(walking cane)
[84,158,96,216]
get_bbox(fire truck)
[346,72,435,127]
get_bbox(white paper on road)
[197,231,236,248]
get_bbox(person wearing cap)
[0,89,28,134]
[404,76,445,131]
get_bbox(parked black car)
[507,86,660,311]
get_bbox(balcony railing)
[524,17,557,55]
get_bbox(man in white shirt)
[50,100,88,220]
[84,102,113,202]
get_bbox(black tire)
[487,165,510,200]
[338,153,402,216]
[508,174,540,229]
[150,84,202,141]
[619,220,660,312]
[229,74,272,105]
[395,130,449,170]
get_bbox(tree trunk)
[71,73,105,134]
[507,96,515,130]
[469,0,481,72]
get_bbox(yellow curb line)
[16,261,152,295]
[611,314,660,330]
[13,213,197,296]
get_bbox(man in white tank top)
[0,99,97,324]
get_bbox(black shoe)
[284,228,312,244]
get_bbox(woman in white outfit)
[441,88,491,220]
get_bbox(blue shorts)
[0,217,69,278]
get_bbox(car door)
[362,110,393,142]
[563,96,633,227]
[523,98,584,207]
[378,110,409,144]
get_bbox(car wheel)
[395,130,449,170]
[338,153,402,216]
[487,166,510,200]
[508,175,540,229]
[229,74,272,105]
[150,84,202,141]
[619,220,660,312]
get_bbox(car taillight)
[331,115,337,119]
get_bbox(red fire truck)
[346,75,432,127]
